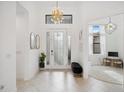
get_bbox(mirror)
[36,34,40,49]
[30,32,36,49]
[79,30,83,40]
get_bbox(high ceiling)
[17,1,83,8]
[17,1,124,8]
[18,1,124,23]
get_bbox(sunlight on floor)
[104,70,123,82]
[89,66,123,85]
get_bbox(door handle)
[51,50,54,55]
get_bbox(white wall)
[0,2,16,91]
[106,15,124,62]
[16,3,29,80]
[16,3,40,80]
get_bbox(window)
[89,25,105,55]
[93,33,101,54]
[45,15,73,24]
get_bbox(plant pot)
[39,62,45,68]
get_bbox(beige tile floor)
[17,70,124,92]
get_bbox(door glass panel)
[68,36,71,65]
[53,32,64,65]
[46,32,50,65]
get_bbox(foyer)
[0,1,124,92]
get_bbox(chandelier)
[105,17,117,34]
[51,1,64,24]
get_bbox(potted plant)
[39,52,46,68]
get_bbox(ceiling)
[17,1,83,8]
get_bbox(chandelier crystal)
[51,1,64,24]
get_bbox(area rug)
[89,66,124,85]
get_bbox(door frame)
[45,28,70,69]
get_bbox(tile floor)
[17,70,124,92]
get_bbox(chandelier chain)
[56,1,58,8]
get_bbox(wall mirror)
[36,34,40,49]
[30,32,36,49]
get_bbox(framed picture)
[36,34,40,49]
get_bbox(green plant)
[39,52,46,63]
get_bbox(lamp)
[51,1,64,24]
[105,17,117,34]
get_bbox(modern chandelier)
[51,1,64,24]
[105,17,117,34]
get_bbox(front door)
[46,30,70,69]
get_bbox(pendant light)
[51,1,64,24]
[105,17,117,34]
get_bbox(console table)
[103,57,123,68]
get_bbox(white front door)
[46,30,70,69]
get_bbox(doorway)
[46,30,71,69]
[88,24,124,85]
